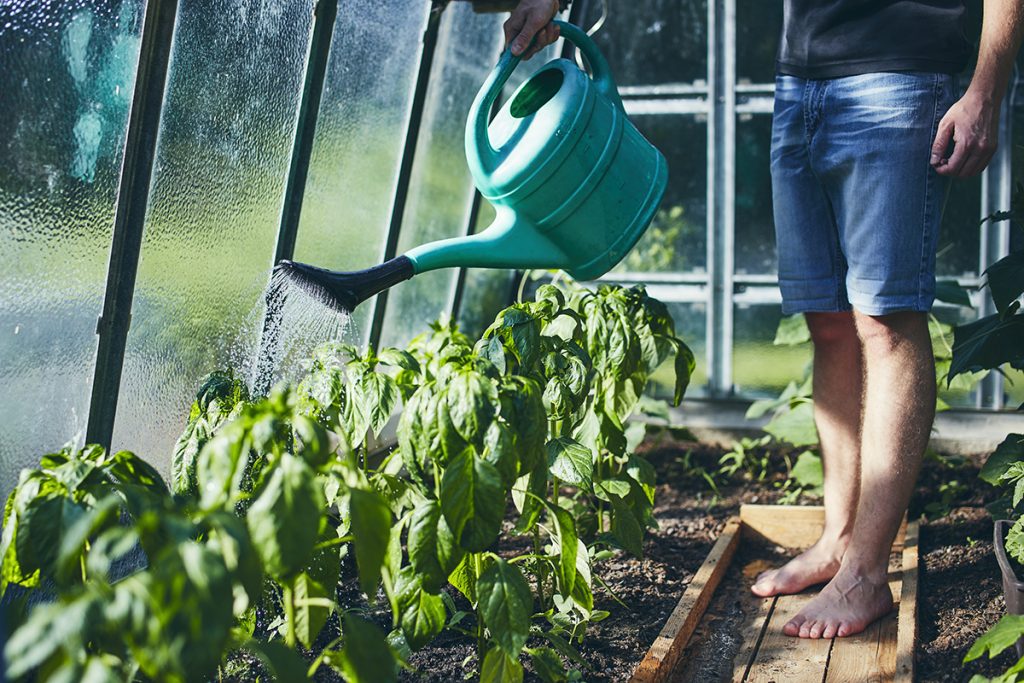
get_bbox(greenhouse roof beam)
[85,0,178,450]
[273,0,340,267]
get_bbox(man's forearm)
[969,0,1024,103]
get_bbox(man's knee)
[806,311,858,348]
[852,310,930,354]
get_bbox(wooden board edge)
[739,505,826,550]
[894,519,920,683]
[629,518,742,683]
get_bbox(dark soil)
[235,433,1016,682]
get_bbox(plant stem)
[533,526,546,610]
[283,583,296,649]
[473,553,485,664]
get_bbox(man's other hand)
[504,0,560,60]
[930,90,1000,178]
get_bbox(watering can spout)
[404,207,568,273]
[273,257,415,312]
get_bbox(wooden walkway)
[631,505,918,683]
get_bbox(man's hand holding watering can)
[504,0,561,60]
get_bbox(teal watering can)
[277,20,668,311]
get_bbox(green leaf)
[440,451,504,552]
[950,311,1024,382]
[610,497,644,558]
[484,421,520,489]
[546,437,593,490]
[773,314,811,346]
[478,558,533,657]
[671,338,696,406]
[244,639,311,682]
[336,613,398,683]
[246,453,324,580]
[104,450,168,494]
[446,371,498,446]
[197,422,251,510]
[764,401,819,447]
[481,648,524,683]
[791,451,824,490]
[396,568,446,651]
[935,279,973,307]
[981,434,1024,485]
[548,504,578,596]
[626,455,657,505]
[292,549,340,649]
[17,495,86,576]
[359,371,400,438]
[965,614,1024,662]
[985,250,1024,315]
[448,553,477,603]
[528,647,569,683]
[349,488,392,599]
[1008,518,1024,565]
[5,597,95,678]
[409,500,453,593]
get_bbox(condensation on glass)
[613,115,708,275]
[110,0,314,466]
[378,5,504,350]
[293,0,431,341]
[0,0,144,490]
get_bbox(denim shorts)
[771,72,957,316]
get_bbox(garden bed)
[385,434,1015,682]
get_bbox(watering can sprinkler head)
[272,257,415,312]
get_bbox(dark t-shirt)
[777,0,971,79]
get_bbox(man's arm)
[504,0,560,60]
[931,0,1024,177]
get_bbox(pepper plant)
[2,278,695,683]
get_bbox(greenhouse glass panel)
[736,0,783,85]
[612,115,708,275]
[378,5,504,350]
[578,0,708,87]
[0,1,143,489]
[735,115,776,275]
[110,0,313,465]
[293,0,430,341]
[732,302,812,398]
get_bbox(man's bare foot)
[783,568,894,639]
[750,538,846,597]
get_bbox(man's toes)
[836,620,860,638]
[808,620,826,639]
[821,620,840,640]
[799,618,815,639]
[783,615,804,637]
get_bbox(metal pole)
[367,9,443,351]
[272,0,339,266]
[706,0,736,398]
[977,94,1013,409]
[85,0,178,449]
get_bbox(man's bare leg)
[784,311,934,638]
[752,311,863,597]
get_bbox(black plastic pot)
[994,519,1024,658]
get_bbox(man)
[509,0,1023,639]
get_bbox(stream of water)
[238,267,358,395]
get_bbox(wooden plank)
[740,505,826,550]
[731,594,776,682]
[895,520,920,683]
[744,589,834,682]
[630,519,742,683]
[823,548,902,683]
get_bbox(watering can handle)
[468,20,624,172]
